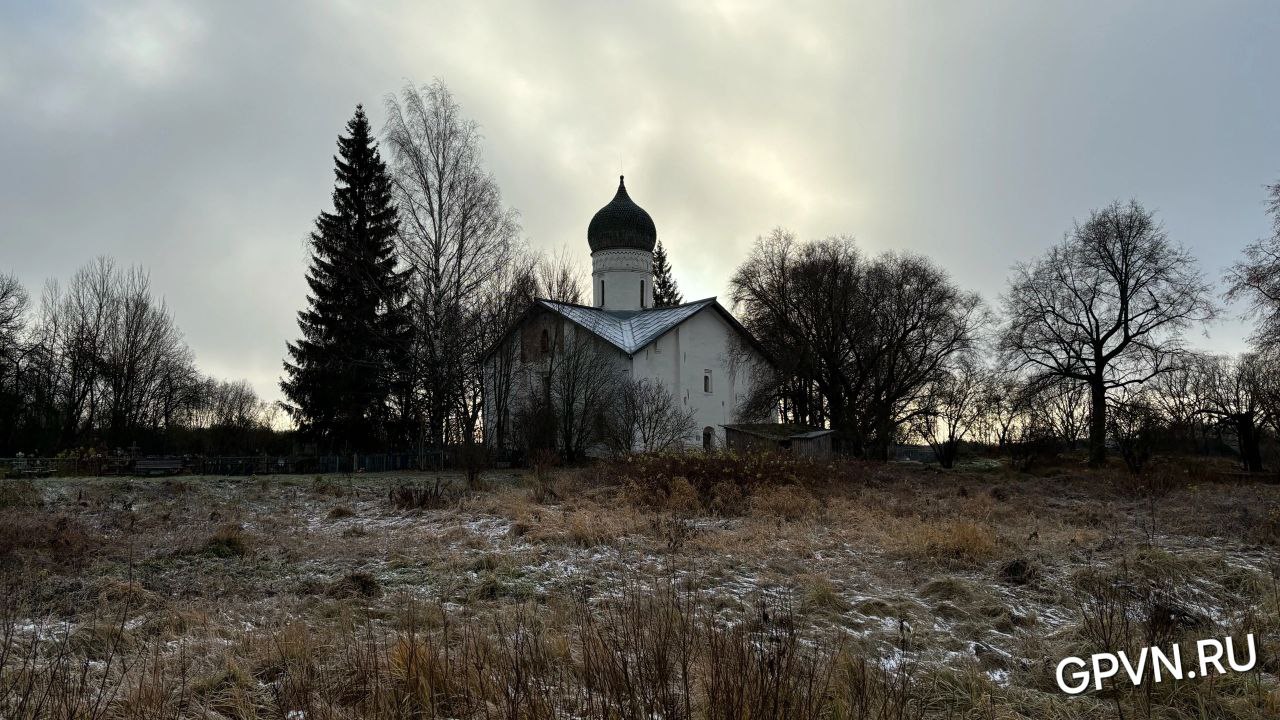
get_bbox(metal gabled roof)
[536,297,717,355]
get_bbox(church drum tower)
[588,176,656,312]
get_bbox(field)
[1,455,1279,719]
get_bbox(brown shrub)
[329,571,383,598]
[0,479,42,508]
[664,476,702,514]
[70,621,134,661]
[95,578,162,611]
[389,480,454,510]
[649,514,699,552]
[998,557,1039,585]
[903,519,997,565]
[310,475,347,497]
[1249,504,1280,546]
[613,451,872,516]
[204,525,250,558]
[327,504,356,519]
[749,485,820,520]
[799,575,850,613]
[0,511,96,565]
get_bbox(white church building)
[481,176,770,453]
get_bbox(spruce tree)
[651,240,683,307]
[282,106,412,452]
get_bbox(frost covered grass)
[1,455,1278,718]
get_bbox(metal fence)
[0,452,460,478]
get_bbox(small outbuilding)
[722,424,835,458]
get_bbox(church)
[481,176,771,454]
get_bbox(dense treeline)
[733,186,1280,470]
[0,259,281,456]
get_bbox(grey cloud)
[1,0,1276,402]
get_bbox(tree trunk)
[938,439,957,469]
[866,410,892,461]
[1088,378,1107,467]
[1238,414,1263,472]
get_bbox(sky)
[1,0,1277,405]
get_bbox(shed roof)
[722,424,834,441]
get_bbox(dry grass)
[1,455,1278,718]
[900,519,999,566]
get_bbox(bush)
[389,480,454,510]
[459,442,490,490]
[310,475,347,497]
[328,504,356,519]
[905,520,997,565]
[204,525,250,558]
[0,511,96,565]
[0,479,42,509]
[329,571,382,598]
[612,451,865,516]
[1007,425,1063,472]
[749,485,820,520]
[998,557,1039,585]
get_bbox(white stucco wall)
[592,248,653,311]
[629,306,764,448]
[485,303,766,452]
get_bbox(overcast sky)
[2,1,1277,404]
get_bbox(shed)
[722,424,835,458]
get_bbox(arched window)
[640,280,646,308]
[540,328,550,354]
[702,426,714,451]
[703,370,712,393]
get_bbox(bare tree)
[1000,200,1217,466]
[911,355,985,468]
[97,266,193,444]
[604,379,697,455]
[0,273,28,386]
[1107,389,1161,474]
[383,79,520,450]
[1147,357,1212,453]
[1226,181,1280,351]
[479,254,538,453]
[1023,377,1090,450]
[731,230,983,458]
[0,273,30,448]
[856,252,987,458]
[974,368,1029,448]
[0,273,26,356]
[546,327,622,461]
[2,258,277,456]
[534,246,586,304]
[1192,354,1271,472]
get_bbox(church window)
[703,370,712,393]
[640,280,645,308]
[540,328,550,354]
[600,280,606,307]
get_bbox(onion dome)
[587,175,657,252]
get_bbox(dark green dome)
[588,176,657,253]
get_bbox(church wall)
[483,314,631,453]
[631,307,764,449]
[486,303,767,454]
